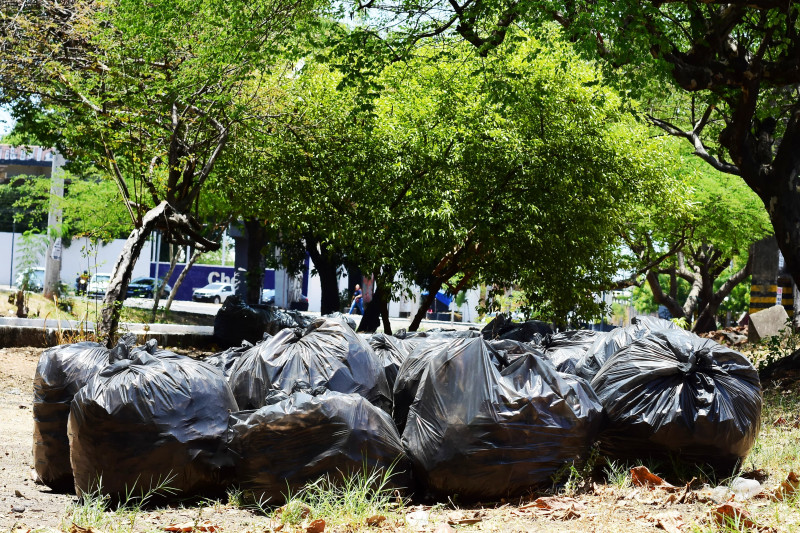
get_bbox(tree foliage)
[0,0,320,341]
[351,0,800,299]
[228,30,678,327]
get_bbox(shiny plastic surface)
[591,329,762,472]
[69,351,238,498]
[204,340,255,378]
[33,342,111,491]
[227,391,408,505]
[403,337,602,501]
[369,333,412,390]
[543,330,604,374]
[481,314,552,342]
[228,317,392,412]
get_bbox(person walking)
[348,284,364,315]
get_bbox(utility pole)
[43,151,65,299]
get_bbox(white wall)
[0,232,151,287]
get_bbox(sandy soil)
[0,347,73,530]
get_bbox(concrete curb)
[0,317,216,349]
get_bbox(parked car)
[261,288,275,305]
[15,267,45,292]
[290,294,309,311]
[126,277,172,299]
[192,282,234,304]
[86,273,112,299]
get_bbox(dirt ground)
[1,346,799,533]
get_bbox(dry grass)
[0,288,212,330]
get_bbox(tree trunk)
[305,238,341,315]
[357,269,385,333]
[409,278,444,331]
[380,293,392,334]
[645,271,686,320]
[692,303,719,333]
[243,218,267,305]
[162,248,201,318]
[99,202,168,346]
[150,244,178,323]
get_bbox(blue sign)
[149,263,276,301]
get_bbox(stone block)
[748,305,790,344]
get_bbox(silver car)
[192,282,234,304]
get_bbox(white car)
[192,282,234,304]
[86,272,112,299]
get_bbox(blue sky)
[0,106,14,136]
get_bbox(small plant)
[758,318,800,372]
[603,460,632,490]
[63,474,177,533]
[552,445,601,495]
[273,462,404,528]
[670,316,690,330]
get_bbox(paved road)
[121,297,482,331]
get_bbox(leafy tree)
[0,0,320,342]
[229,31,677,330]
[8,170,132,243]
[621,144,772,333]
[352,1,800,302]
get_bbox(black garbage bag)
[545,329,603,351]
[69,351,237,499]
[543,330,604,375]
[630,315,680,331]
[32,342,111,491]
[228,317,392,413]
[392,338,513,434]
[481,314,552,343]
[204,340,255,378]
[486,339,541,366]
[424,328,482,338]
[325,312,357,331]
[227,390,408,505]
[591,329,762,473]
[284,309,313,331]
[403,337,602,501]
[369,333,412,391]
[214,296,307,348]
[576,318,679,381]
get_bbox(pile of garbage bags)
[591,328,762,472]
[33,341,114,490]
[403,336,602,501]
[214,296,312,348]
[228,390,408,504]
[32,314,762,504]
[228,318,391,412]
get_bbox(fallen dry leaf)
[365,515,386,527]
[69,525,105,533]
[447,510,483,526]
[519,496,585,520]
[653,510,685,533]
[520,496,585,511]
[713,502,758,530]
[305,519,325,533]
[766,471,799,501]
[162,521,218,532]
[433,523,456,533]
[631,466,677,491]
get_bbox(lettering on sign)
[208,272,232,284]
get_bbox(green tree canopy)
[227,29,681,329]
